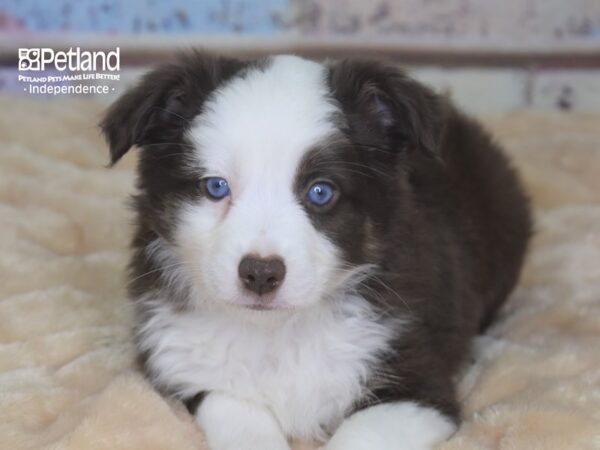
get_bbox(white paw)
[218,437,290,450]
[196,392,291,450]
[324,402,456,450]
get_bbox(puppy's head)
[102,52,444,312]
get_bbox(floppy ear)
[329,59,447,154]
[100,51,242,165]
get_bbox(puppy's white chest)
[141,299,394,440]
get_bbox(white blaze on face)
[177,55,341,309]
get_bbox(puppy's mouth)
[244,304,281,311]
[228,297,295,312]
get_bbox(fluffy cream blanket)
[1,96,599,450]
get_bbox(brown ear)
[329,58,446,154]
[100,51,243,165]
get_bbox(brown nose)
[238,256,286,296]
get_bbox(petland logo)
[19,47,120,72]
[18,47,120,96]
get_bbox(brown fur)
[100,52,532,425]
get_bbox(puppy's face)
[102,53,443,311]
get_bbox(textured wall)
[2,1,600,112]
[1,0,600,48]
[288,0,600,46]
[0,0,289,34]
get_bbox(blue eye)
[307,182,336,207]
[204,177,230,200]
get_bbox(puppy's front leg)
[196,392,291,450]
[324,402,456,450]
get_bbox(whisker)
[306,164,378,180]
[308,161,393,180]
[321,262,415,320]
[334,161,393,179]
[153,106,191,123]
[152,152,193,161]
[141,142,195,149]
[365,272,413,314]
[129,262,187,283]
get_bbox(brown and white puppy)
[101,52,531,450]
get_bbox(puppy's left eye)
[306,182,336,207]
[204,177,230,200]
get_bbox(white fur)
[179,55,341,311]
[324,402,456,450]
[138,290,397,441]
[137,55,414,448]
[197,392,290,450]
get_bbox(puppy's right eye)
[203,177,230,200]
[306,181,337,209]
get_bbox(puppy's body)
[102,53,531,450]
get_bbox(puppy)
[101,52,531,450]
